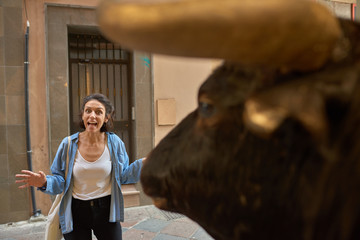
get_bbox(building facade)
[0,0,357,224]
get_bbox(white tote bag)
[45,193,63,240]
[45,136,70,240]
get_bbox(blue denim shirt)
[40,132,143,234]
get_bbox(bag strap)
[64,136,70,180]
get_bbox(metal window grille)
[68,33,133,158]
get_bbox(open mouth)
[87,122,98,127]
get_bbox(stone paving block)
[0,224,30,238]
[160,220,198,238]
[29,223,45,234]
[122,228,156,240]
[144,205,167,220]
[15,232,44,240]
[133,218,170,233]
[124,206,151,221]
[174,217,197,224]
[152,233,188,240]
[122,219,140,228]
[191,228,214,240]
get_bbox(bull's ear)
[97,0,341,72]
[243,82,328,143]
[243,72,357,144]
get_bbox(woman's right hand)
[15,170,47,189]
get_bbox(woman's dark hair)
[79,93,115,132]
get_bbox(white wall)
[317,0,354,19]
[153,55,221,145]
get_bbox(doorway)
[68,33,134,160]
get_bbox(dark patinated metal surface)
[141,19,360,240]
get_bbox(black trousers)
[63,195,122,240]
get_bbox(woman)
[15,93,145,240]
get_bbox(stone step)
[122,184,140,208]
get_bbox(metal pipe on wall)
[24,20,41,217]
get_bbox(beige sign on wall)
[157,98,176,126]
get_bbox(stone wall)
[0,0,31,223]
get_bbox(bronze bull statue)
[97,0,360,239]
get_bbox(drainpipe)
[24,20,41,217]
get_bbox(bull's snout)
[141,110,202,212]
[140,162,170,210]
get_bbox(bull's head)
[97,1,360,239]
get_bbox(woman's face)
[82,99,108,133]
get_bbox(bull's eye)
[198,101,215,118]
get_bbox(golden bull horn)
[97,0,341,71]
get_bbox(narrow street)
[0,205,214,240]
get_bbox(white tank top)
[72,145,112,200]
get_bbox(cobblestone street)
[0,205,214,240]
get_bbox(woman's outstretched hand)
[15,170,47,189]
